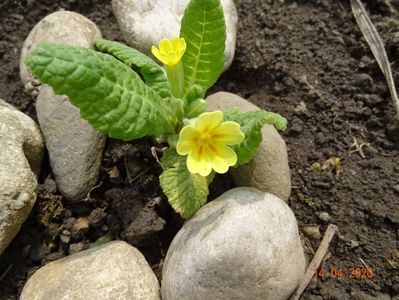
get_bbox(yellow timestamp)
[312,267,374,279]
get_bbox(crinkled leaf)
[95,39,171,98]
[161,148,182,169]
[26,43,175,140]
[224,109,287,165]
[264,111,287,130]
[160,149,210,219]
[185,99,207,118]
[180,0,226,95]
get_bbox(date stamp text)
[312,267,374,279]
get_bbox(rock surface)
[20,11,106,201]
[206,92,291,201]
[20,241,161,300]
[112,0,237,71]
[37,85,106,201]
[161,187,306,300]
[0,99,44,255]
[20,11,102,85]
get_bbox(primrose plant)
[26,0,287,218]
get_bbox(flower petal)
[172,37,186,58]
[166,52,179,65]
[219,145,237,165]
[159,38,173,53]
[177,125,198,155]
[196,111,223,132]
[212,121,245,145]
[151,46,163,62]
[211,157,230,174]
[211,145,237,174]
[187,153,212,177]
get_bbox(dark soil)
[0,0,398,299]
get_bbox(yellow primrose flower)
[151,37,186,67]
[176,111,245,177]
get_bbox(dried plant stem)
[291,224,339,300]
[351,0,399,121]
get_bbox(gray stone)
[20,241,161,300]
[20,11,102,85]
[20,11,106,201]
[37,85,106,201]
[0,99,44,255]
[162,187,306,300]
[112,0,237,71]
[206,92,291,201]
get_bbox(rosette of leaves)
[26,0,287,218]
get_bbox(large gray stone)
[20,11,102,85]
[161,187,306,300]
[112,0,237,71]
[20,241,161,300]
[37,85,106,201]
[206,92,291,201]
[20,11,106,201]
[0,99,44,255]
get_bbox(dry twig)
[291,224,339,300]
[351,0,399,121]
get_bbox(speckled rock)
[20,241,161,300]
[112,0,237,71]
[161,187,306,300]
[20,11,106,201]
[206,92,291,201]
[0,99,44,255]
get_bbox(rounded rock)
[36,85,106,201]
[20,241,161,300]
[0,99,44,255]
[161,187,306,300]
[112,0,237,71]
[20,11,106,201]
[20,11,102,85]
[206,92,291,201]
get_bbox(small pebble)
[300,224,321,240]
[318,211,331,222]
[351,73,373,87]
[88,208,107,227]
[69,242,86,255]
[290,117,304,133]
[72,218,90,235]
[60,234,71,244]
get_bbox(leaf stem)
[165,62,184,98]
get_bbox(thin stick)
[351,0,399,121]
[291,224,339,300]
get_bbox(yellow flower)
[176,111,245,177]
[151,37,186,67]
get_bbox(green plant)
[26,0,286,218]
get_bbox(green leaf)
[90,233,112,248]
[161,148,182,169]
[95,39,171,98]
[224,109,287,165]
[160,149,210,219]
[185,99,207,118]
[264,111,287,131]
[180,0,226,95]
[185,84,205,103]
[26,43,175,140]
